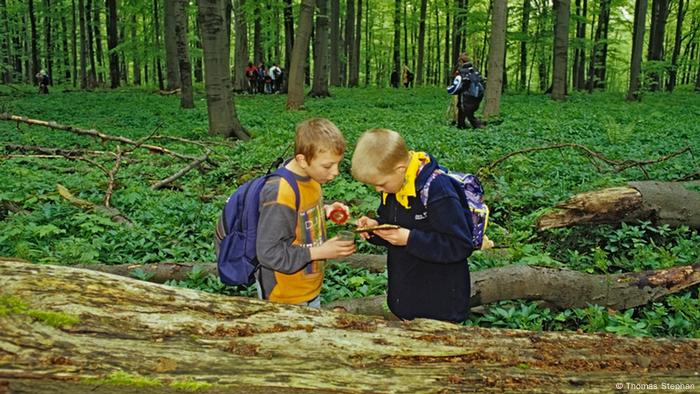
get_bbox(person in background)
[390,69,400,89]
[455,53,484,129]
[402,65,414,88]
[36,70,50,94]
[269,63,282,93]
[245,62,258,94]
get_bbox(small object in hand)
[353,224,400,233]
[329,208,349,224]
[337,230,355,241]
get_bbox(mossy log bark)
[73,256,700,311]
[1,259,699,393]
[537,181,700,230]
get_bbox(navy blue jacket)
[369,155,473,322]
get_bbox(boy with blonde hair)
[351,129,474,322]
[216,118,355,307]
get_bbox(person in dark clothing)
[351,129,474,323]
[455,53,484,129]
[390,69,400,88]
[36,70,50,94]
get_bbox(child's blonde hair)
[295,118,346,162]
[351,129,409,184]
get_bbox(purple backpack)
[420,169,490,250]
[217,168,300,286]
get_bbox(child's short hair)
[295,118,346,162]
[351,129,409,184]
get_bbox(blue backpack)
[217,168,300,286]
[420,168,489,250]
[447,65,485,98]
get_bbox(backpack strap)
[272,167,301,212]
[419,169,443,207]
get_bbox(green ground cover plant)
[1,85,698,337]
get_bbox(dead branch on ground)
[480,143,691,178]
[56,184,132,225]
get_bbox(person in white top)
[269,64,282,92]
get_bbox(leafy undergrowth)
[1,85,698,337]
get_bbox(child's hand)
[310,237,356,260]
[374,227,410,246]
[355,216,378,240]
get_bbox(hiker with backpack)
[350,129,477,323]
[448,53,485,129]
[215,118,355,307]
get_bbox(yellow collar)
[382,151,430,209]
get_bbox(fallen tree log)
[537,181,700,231]
[1,258,698,393]
[69,255,700,311]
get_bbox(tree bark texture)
[345,0,355,86]
[416,0,427,85]
[106,0,120,88]
[647,0,670,91]
[537,182,700,231]
[329,0,340,86]
[196,0,249,139]
[164,0,181,90]
[311,0,330,97]
[286,0,315,110]
[627,0,648,101]
[392,0,401,77]
[1,259,698,394]
[232,0,249,92]
[667,0,685,92]
[74,256,700,312]
[483,0,507,119]
[175,0,194,108]
[551,0,570,101]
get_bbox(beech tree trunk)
[285,0,315,110]
[106,0,120,88]
[164,0,181,90]
[537,181,700,231]
[75,256,700,313]
[175,0,194,108]
[627,0,648,101]
[1,259,698,393]
[329,0,340,86]
[310,0,330,97]
[232,0,249,92]
[551,0,570,101]
[483,0,507,119]
[197,0,249,139]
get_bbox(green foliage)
[1,87,698,338]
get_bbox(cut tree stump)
[537,181,700,230]
[1,259,698,393]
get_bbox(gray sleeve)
[255,179,313,274]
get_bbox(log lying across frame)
[537,181,700,231]
[1,259,698,393]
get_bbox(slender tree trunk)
[131,15,140,85]
[551,0,570,100]
[345,0,355,86]
[78,0,87,88]
[592,0,610,90]
[443,0,450,84]
[364,0,370,85]
[164,0,181,90]
[174,0,193,108]
[152,0,164,90]
[283,0,294,90]
[627,0,648,101]
[197,0,249,139]
[42,0,53,84]
[28,0,40,80]
[667,0,684,92]
[71,0,78,86]
[329,0,340,86]
[105,0,119,88]
[286,0,315,109]
[351,0,361,86]
[647,0,670,91]
[193,17,203,82]
[416,0,427,85]
[232,0,249,92]
[519,0,530,91]
[60,11,70,81]
[253,3,262,64]
[483,0,506,119]
[392,0,401,76]
[311,0,330,96]
[92,0,104,83]
[0,0,9,83]
[402,0,408,68]
[85,0,98,87]
[452,0,466,67]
